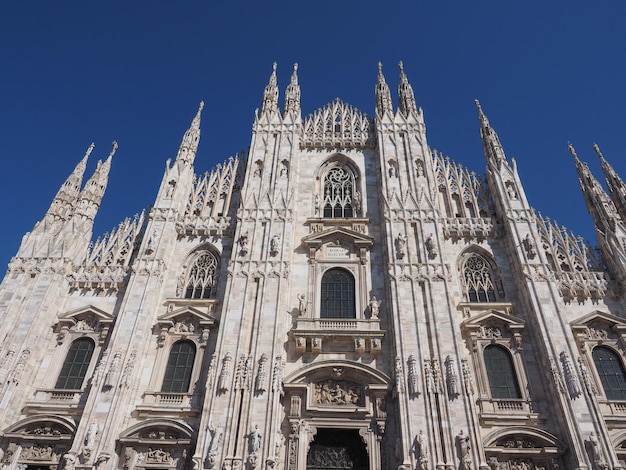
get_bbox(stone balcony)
[292,318,384,355]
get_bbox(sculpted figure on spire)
[261,62,279,115]
[283,63,301,117]
[375,62,392,117]
[397,61,417,117]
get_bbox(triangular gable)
[57,305,114,328]
[302,226,374,248]
[462,309,525,332]
[571,310,626,337]
[157,306,216,330]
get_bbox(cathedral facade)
[2,62,626,470]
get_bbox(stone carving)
[218,352,232,392]
[272,355,284,394]
[170,320,196,333]
[395,233,407,259]
[479,326,502,339]
[560,351,582,398]
[270,235,280,256]
[104,352,122,388]
[369,296,381,319]
[314,194,321,215]
[120,350,137,388]
[235,354,249,390]
[314,380,362,406]
[353,190,362,216]
[0,347,16,384]
[63,453,76,470]
[457,430,472,470]
[207,354,217,388]
[249,425,262,453]
[588,432,608,470]
[21,444,57,460]
[9,348,30,385]
[446,355,460,398]
[395,356,405,393]
[57,326,69,345]
[207,423,223,468]
[253,160,263,178]
[583,326,609,340]
[297,293,307,316]
[578,357,598,396]
[407,355,420,396]
[83,421,99,458]
[239,232,250,256]
[432,359,443,394]
[549,357,566,394]
[506,183,518,200]
[255,353,269,393]
[415,430,429,470]
[425,234,437,259]
[523,234,536,259]
[290,395,301,417]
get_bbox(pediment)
[302,226,374,248]
[57,305,114,329]
[157,306,216,331]
[3,415,76,440]
[462,309,525,333]
[570,310,626,337]
[119,419,194,443]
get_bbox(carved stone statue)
[270,235,280,256]
[249,425,262,453]
[395,233,406,259]
[416,430,429,470]
[369,296,381,319]
[297,293,307,315]
[458,430,472,470]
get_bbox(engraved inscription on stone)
[326,246,350,259]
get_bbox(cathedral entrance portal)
[306,429,369,470]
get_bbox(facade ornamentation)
[218,352,233,392]
[104,351,122,388]
[407,355,420,396]
[314,380,362,406]
[458,430,472,470]
[9,348,30,385]
[445,355,460,398]
[255,353,269,393]
[560,351,582,399]
[461,359,475,395]
[395,356,405,394]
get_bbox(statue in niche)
[416,161,424,177]
[425,234,437,258]
[253,161,263,177]
[249,425,262,453]
[369,296,381,319]
[458,430,472,470]
[506,183,518,200]
[270,235,280,256]
[297,294,307,315]
[239,232,249,255]
[395,233,406,259]
[314,194,321,215]
[353,191,362,216]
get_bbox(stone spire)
[175,101,204,165]
[569,143,618,233]
[475,100,507,166]
[397,61,417,117]
[283,63,301,117]
[595,143,626,223]
[46,143,94,221]
[261,62,279,115]
[73,141,117,222]
[375,62,393,117]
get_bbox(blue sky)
[1,1,625,270]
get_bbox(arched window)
[161,340,196,393]
[592,346,626,400]
[55,338,95,390]
[483,345,521,399]
[182,251,218,299]
[320,268,355,319]
[323,166,358,218]
[463,254,497,302]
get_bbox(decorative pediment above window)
[56,305,114,345]
[571,310,626,351]
[156,306,216,348]
[461,309,525,352]
[302,226,374,262]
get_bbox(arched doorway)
[306,429,369,470]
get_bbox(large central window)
[592,346,626,401]
[483,344,521,399]
[161,340,196,393]
[320,268,355,318]
[323,167,355,218]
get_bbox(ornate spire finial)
[284,63,301,116]
[593,143,604,160]
[375,62,392,117]
[476,101,506,164]
[175,103,203,164]
[397,60,417,117]
[261,62,279,114]
[568,143,580,161]
[108,141,118,161]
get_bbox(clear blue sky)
[1,1,624,270]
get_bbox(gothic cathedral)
[2,62,626,470]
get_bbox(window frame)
[320,267,356,319]
[483,344,522,400]
[54,337,96,390]
[177,249,220,300]
[459,250,504,303]
[316,157,362,219]
[161,340,197,393]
